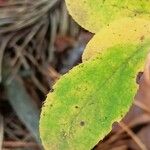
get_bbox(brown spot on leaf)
[140,35,145,41]
[50,89,54,92]
[80,121,85,126]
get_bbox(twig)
[110,145,127,150]
[0,114,4,149]
[134,100,150,114]
[119,122,147,150]
[3,141,41,148]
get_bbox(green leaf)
[65,0,150,33]
[83,18,150,61]
[40,40,150,149]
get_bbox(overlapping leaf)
[40,1,150,149]
[65,0,150,33]
[40,19,150,149]
[83,18,150,61]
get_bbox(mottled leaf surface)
[40,40,150,150]
[83,18,150,61]
[65,0,150,33]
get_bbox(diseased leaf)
[40,39,150,149]
[65,0,150,33]
[83,18,150,61]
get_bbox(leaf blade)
[40,41,150,150]
[82,18,150,61]
[65,0,150,33]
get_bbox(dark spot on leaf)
[80,121,85,126]
[75,106,79,109]
[104,117,108,120]
[50,89,54,92]
[140,35,145,41]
